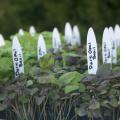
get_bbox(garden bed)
[0,31,120,120]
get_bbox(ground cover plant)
[0,31,120,120]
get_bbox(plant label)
[37,35,47,59]
[109,27,117,64]
[0,34,5,46]
[73,25,81,46]
[114,24,120,47]
[102,28,112,64]
[29,26,36,36]
[65,22,73,45]
[12,36,24,78]
[52,27,61,53]
[87,28,98,75]
[18,28,24,36]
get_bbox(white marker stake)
[37,35,47,59]
[109,27,117,64]
[18,28,24,36]
[12,36,24,78]
[102,28,112,64]
[65,22,73,45]
[29,26,36,36]
[52,28,61,53]
[0,34,5,46]
[73,25,81,46]
[114,24,120,47]
[87,28,98,75]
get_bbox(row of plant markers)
[18,23,81,46]
[0,22,81,78]
[88,25,120,75]
[0,23,120,78]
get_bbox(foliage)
[0,31,120,120]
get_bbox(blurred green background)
[0,0,120,41]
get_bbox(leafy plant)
[0,31,120,120]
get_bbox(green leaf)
[118,97,120,105]
[39,53,54,69]
[48,77,59,86]
[64,85,79,93]
[37,75,58,85]
[18,95,29,104]
[63,52,80,57]
[109,97,118,107]
[89,99,100,110]
[112,84,120,88]
[26,80,33,87]
[99,89,108,95]
[75,107,87,117]
[117,47,120,62]
[82,94,91,101]
[29,66,40,77]
[59,71,83,85]
[101,100,111,109]
[79,83,86,92]
[30,88,39,96]
[48,90,60,100]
